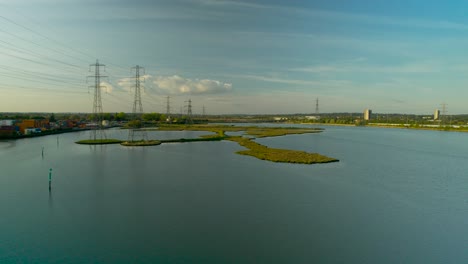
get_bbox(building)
[434,109,440,120]
[363,109,372,121]
[0,120,14,126]
[305,116,320,121]
[17,119,50,134]
[0,126,17,138]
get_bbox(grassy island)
[227,136,338,164]
[155,125,338,164]
[76,139,123,145]
[121,140,161,146]
[76,125,338,164]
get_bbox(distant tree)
[68,114,80,120]
[102,113,111,121]
[49,113,56,122]
[142,112,163,121]
[115,112,127,121]
[127,120,142,128]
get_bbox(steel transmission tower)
[441,103,448,126]
[128,65,147,141]
[166,96,171,123]
[315,97,319,115]
[185,99,193,124]
[202,105,206,117]
[88,59,107,140]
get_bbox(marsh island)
[76,125,339,164]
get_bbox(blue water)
[0,126,466,263]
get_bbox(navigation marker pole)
[48,168,52,191]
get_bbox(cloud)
[100,81,114,93]
[231,74,351,88]
[152,75,232,95]
[116,75,152,92]
[292,62,440,74]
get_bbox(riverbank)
[0,128,90,140]
[75,139,123,145]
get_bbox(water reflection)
[48,189,53,210]
[0,140,16,150]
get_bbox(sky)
[1,0,468,114]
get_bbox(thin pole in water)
[48,168,52,191]
[42,147,44,158]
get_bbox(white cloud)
[152,75,232,95]
[100,81,114,93]
[116,75,151,92]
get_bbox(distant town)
[1,108,468,139]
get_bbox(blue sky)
[1,0,468,114]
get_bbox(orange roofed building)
[17,119,50,134]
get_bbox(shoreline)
[0,128,90,141]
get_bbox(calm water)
[0,126,467,263]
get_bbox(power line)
[0,12,94,63]
[0,50,84,75]
[0,83,87,94]
[0,28,89,65]
[0,72,83,89]
[0,7,133,76]
[0,39,82,69]
[0,68,84,86]
[0,64,84,82]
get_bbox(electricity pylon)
[185,99,193,124]
[315,97,319,115]
[166,96,171,123]
[87,59,107,140]
[128,65,147,141]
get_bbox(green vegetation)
[75,124,338,164]
[121,140,161,146]
[155,124,323,137]
[243,127,321,138]
[155,125,336,164]
[227,136,338,164]
[76,139,123,145]
[160,137,225,143]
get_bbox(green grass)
[76,139,123,145]
[76,124,339,164]
[154,124,322,137]
[243,127,322,138]
[227,136,338,164]
[121,140,161,146]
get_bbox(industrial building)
[363,109,372,120]
[434,109,440,120]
